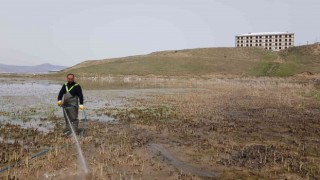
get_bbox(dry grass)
[55,47,279,76]
[1,76,320,179]
[105,77,320,179]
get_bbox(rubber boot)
[63,108,72,136]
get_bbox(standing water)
[63,108,89,174]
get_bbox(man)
[57,73,84,136]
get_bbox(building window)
[246,44,248,46]
[246,40,249,43]
[269,47,272,50]
[259,44,262,46]
[265,43,268,46]
[265,47,268,49]
[250,44,252,46]
[279,43,281,45]
[241,45,243,47]
[275,39,278,42]
[275,35,278,38]
[279,47,282,49]
[269,43,272,46]
[275,43,278,45]
[289,43,292,45]
[285,43,287,45]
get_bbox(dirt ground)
[1,76,320,179]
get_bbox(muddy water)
[0,78,117,132]
[0,79,60,111]
[0,78,61,133]
[0,78,192,132]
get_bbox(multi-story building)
[235,32,294,51]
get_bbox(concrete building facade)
[235,32,294,51]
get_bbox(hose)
[0,106,87,173]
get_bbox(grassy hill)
[60,44,320,77]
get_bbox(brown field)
[1,76,320,179]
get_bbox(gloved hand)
[79,105,84,110]
[57,100,63,106]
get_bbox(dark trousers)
[63,106,79,131]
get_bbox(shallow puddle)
[0,118,54,133]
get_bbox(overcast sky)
[0,0,319,66]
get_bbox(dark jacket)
[58,82,84,104]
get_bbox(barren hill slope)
[59,44,320,77]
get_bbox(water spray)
[0,107,89,174]
[62,107,89,174]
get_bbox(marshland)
[0,75,320,179]
[2,0,320,178]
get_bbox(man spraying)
[57,73,84,136]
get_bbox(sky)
[0,0,319,66]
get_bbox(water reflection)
[76,76,195,90]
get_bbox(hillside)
[59,44,320,77]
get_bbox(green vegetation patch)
[301,90,320,100]
[249,61,279,76]
[270,63,298,77]
[250,61,299,77]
